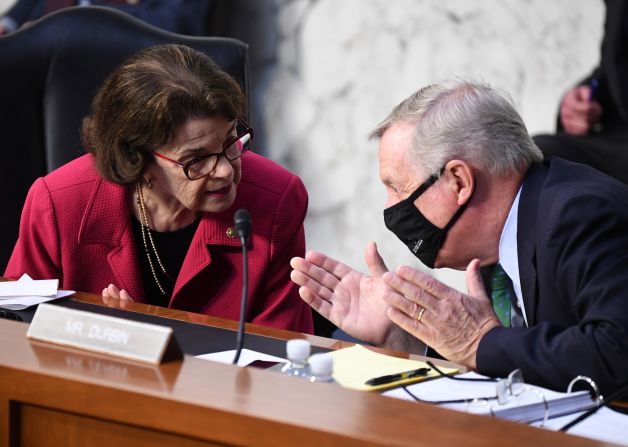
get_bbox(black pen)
[365,367,431,386]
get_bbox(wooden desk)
[0,293,611,447]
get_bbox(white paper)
[0,274,73,309]
[196,348,286,367]
[0,290,75,309]
[534,406,628,446]
[0,278,58,298]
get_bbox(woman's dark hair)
[82,44,246,184]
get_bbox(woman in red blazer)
[4,44,313,334]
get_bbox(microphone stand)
[232,209,251,365]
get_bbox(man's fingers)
[290,270,335,302]
[291,257,340,293]
[304,251,354,279]
[382,284,430,322]
[561,86,603,134]
[573,85,592,103]
[365,241,389,278]
[564,86,590,109]
[297,286,334,322]
[395,266,457,300]
[465,259,487,298]
[382,271,439,312]
[563,118,589,135]
[569,94,592,111]
[387,307,428,341]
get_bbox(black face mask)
[383,169,470,269]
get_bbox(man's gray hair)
[369,79,543,177]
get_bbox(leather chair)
[0,6,249,270]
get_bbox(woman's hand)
[102,283,135,308]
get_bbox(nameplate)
[27,304,182,364]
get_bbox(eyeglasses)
[401,361,604,429]
[153,118,254,181]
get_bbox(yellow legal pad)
[330,344,458,392]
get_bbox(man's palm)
[328,269,395,346]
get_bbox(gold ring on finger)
[416,306,426,323]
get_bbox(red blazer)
[5,153,313,333]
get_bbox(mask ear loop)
[421,184,471,268]
[442,199,470,232]
[405,169,443,203]
[386,166,446,214]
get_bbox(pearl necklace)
[135,181,174,296]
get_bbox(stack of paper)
[0,274,74,310]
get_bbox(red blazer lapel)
[171,211,241,301]
[78,177,145,302]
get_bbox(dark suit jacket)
[477,158,628,394]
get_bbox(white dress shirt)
[497,186,528,327]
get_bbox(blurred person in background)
[0,0,213,35]
[534,0,628,184]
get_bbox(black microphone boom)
[232,208,252,365]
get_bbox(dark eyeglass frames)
[153,118,254,181]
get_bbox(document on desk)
[330,344,458,392]
[196,349,286,367]
[0,276,57,297]
[0,274,74,309]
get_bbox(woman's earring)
[145,177,153,189]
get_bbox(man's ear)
[444,160,474,206]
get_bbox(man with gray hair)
[291,79,628,394]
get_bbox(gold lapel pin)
[226,227,237,238]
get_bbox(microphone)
[234,209,252,245]
[232,209,251,365]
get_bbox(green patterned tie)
[491,264,512,327]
